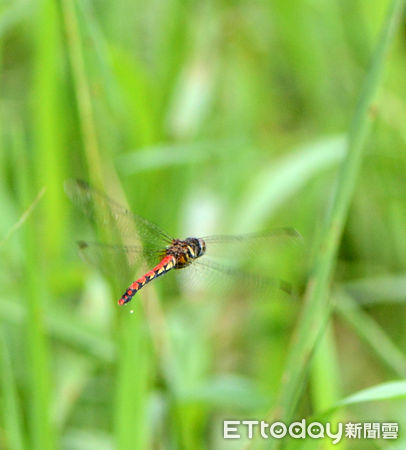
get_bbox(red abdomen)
[118,255,175,305]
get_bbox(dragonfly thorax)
[166,237,206,269]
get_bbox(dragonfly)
[65,179,300,306]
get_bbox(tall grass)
[1,0,406,449]
[260,2,405,448]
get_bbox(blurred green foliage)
[1,0,406,449]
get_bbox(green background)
[1,0,406,449]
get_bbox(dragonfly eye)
[198,238,206,256]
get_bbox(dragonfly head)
[197,238,206,257]
[185,237,206,258]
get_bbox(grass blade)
[316,380,406,421]
[61,0,104,184]
[335,291,406,377]
[0,331,26,450]
[13,128,55,449]
[251,1,405,448]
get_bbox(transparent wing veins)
[64,179,173,245]
[192,257,293,295]
[201,227,302,244]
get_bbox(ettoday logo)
[223,420,399,443]
[224,420,343,444]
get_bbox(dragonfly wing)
[201,227,302,260]
[77,241,163,284]
[202,227,301,245]
[64,179,173,246]
[189,257,294,296]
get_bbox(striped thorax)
[166,237,206,268]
